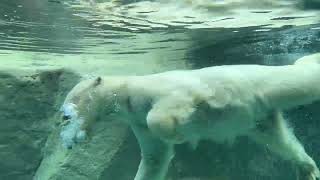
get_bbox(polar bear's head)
[59,77,127,149]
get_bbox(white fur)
[60,103,86,149]
[60,54,320,180]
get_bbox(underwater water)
[0,0,320,180]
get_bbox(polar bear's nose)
[62,115,71,120]
[60,103,78,118]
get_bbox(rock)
[34,115,131,180]
[0,68,80,180]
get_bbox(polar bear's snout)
[59,103,87,149]
[60,103,78,119]
[62,114,71,121]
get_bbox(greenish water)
[0,1,320,180]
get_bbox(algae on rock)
[0,69,80,180]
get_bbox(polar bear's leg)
[145,95,196,144]
[131,125,174,180]
[248,111,320,180]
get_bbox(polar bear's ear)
[93,77,102,86]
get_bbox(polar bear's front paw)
[76,130,87,143]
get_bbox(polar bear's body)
[126,63,320,142]
[60,54,320,180]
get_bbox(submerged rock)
[0,68,79,180]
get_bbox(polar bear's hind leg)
[131,125,174,180]
[248,111,320,180]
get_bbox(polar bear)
[60,54,320,180]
